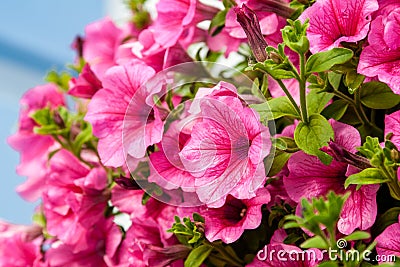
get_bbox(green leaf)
[209,9,227,36]
[317,262,339,267]
[307,91,333,114]
[328,72,342,91]
[72,123,93,155]
[251,96,300,120]
[372,207,400,236]
[31,107,51,126]
[294,114,334,156]
[267,150,292,176]
[344,168,389,188]
[300,235,329,249]
[306,48,353,74]
[184,245,213,267]
[321,100,349,120]
[343,231,370,241]
[360,81,400,109]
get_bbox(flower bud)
[328,141,372,170]
[114,176,141,190]
[235,4,268,62]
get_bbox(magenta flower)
[42,149,109,250]
[385,110,400,148]
[8,83,65,201]
[358,5,400,94]
[85,60,162,167]
[0,221,43,266]
[149,0,217,49]
[180,82,271,207]
[300,0,379,53]
[202,188,270,244]
[45,218,122,267]
[68,63,102,99]
[375,215,400,261]
[82,17,124,79]
[284,121,379,234]
[149,121,196,192]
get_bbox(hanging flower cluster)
[2,0,400,266]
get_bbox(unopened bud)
[235,4,268,62]
[114,176,141,190]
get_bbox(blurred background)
[0,0,130,224]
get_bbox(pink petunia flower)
[149,120,196,192]
[202,188,270,244]
[385,110,400,148]
[68,63,102,99]
[180,82,271,207]
[81,17,124,79]
[85,60,162,167]
[284,121,379,235]
[117,29,193,72]
[0,221,44,267]
[45,218,122,267]
[42,149,109,250]
[8,84,65,201]
[299,0,379,53]
[149,0,217,50]
[375,215,400,261]
[358,5,400,94]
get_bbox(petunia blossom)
[358,6,400,94]
[0,221,44,267]
[180,82,271,207]
[385,110,400,148]
[299,0,379,53]
[375,215,400,261]
[85,60,161,167]
[68,63,102,99]
[203,188,270,243]
[149,0,217,50]
[42,149,108,250]
[284,121,379,234]
[8,83,65,201]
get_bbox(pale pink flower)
[358,5,400,94]
[284,121,379,234]
[85,60,161,167]
[180,82,271,207]
[300,0,379,53]
[203,188,270,244]
[42,149,108,250]
[8,84,65,201]
[375,215,400,261]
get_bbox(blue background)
[0,1,107,224]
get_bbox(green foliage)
[306,48,354,75]
[251,96,300,121]
[284,192,350,249]
[168,214,205,247]
[359,81,400,109]
[282,19,310,54]
[294,114,334,164]
[209,9,228,36]
[184,245,213,267]
[45,70,71,91]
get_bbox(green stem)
[275,79,302,117]
[205,241,244,267]
[299,53,308,123]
